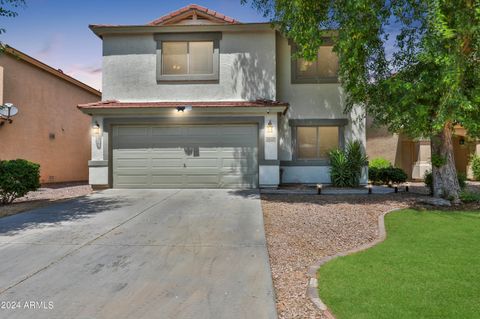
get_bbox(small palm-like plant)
[329,140,368,187]
[329,149,351,187]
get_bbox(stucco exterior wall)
[275,33,366,184]
[0,53,100,183]
[102,31,276,102]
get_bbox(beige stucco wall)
[366,117,402,165]
[102,31,277,102]
[0,53,100,183]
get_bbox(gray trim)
[289,119,348,127]
[155,32,221,82]
[154,33,222,42]
[103,116,266,188]
[259,160,280,165]
[280,160,330,167]
[290,39,339,84]
[88,160,108,167]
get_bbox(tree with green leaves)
[0,0,25,36]
[244,0,480,203]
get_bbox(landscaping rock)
[418,197,452,207]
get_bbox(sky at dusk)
[0,0,268,90]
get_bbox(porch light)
[266,120,274,134]
[92,121,101,136]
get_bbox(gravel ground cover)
[261,193,420,319]
[0,182,92,218]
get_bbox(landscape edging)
[306,208,402,319]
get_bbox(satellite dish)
[0,103,19,117]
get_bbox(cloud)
[65,64,102,91]
[37,34,63,59]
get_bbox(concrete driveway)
[0,189,277,319]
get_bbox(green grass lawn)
[318,209,480,319]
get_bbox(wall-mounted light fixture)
[266,120,274,134]
[459,137,465,145]
[92,121,101,136]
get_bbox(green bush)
[460,190,480,203]
[424,170,466,194]
[424,171,433,194]
[369,157,391,169]
[457,172,467,189]
[471,155,480,181]
[329,140,368,187]
[0,159,40,205]
[369,166,407,185]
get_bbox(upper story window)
[291,38,339,84]
[162,41,214,75]
[155,32,221,82]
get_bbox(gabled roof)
[148,4,240,26]
[1,45,101,96]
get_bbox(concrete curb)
[306,208,402,319]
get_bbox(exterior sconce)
[92,121,102,150]
[92,121,101,136]
[266,120,274,134]
[459,137,465,145]
[0,103,19,126]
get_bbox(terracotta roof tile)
[148,4,240,26]
[78,100,288,110]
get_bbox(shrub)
[369,166,407,185]
[0,159,40,205]
[424,170,466,195]
[369,157,391,169]
[457,172,467,189]
[460,190,480,203]
[384,167,408,184]
[329,140,368,187]
[424,171,433,194]
[471,155,480,181]
[329,149,351,187]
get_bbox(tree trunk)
[430,123,461,203]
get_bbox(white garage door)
[112,124,258,188]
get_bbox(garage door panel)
[115,174,150,187]
[186,175,220,187]
[113,124,258,188]
[151,127,183,136]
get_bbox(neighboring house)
[367,118,480,180]
[79,4,365,189]
[0,46,101,184]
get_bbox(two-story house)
[79,4,366,189]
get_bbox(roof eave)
[3,46,101,96]
[78,103,288,116]
[89,22,276,38]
